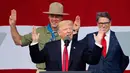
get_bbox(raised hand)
[32,26,40,42]
[93,28,105,45]
[9,9,17,25]
[73,15,80,34]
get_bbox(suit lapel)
[68,41,77,69]
[106,31,116,58]
[56,40,62,70]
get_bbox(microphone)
[64,35,71,47]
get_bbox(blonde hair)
[57,20,73,30]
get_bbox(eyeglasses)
[98,22,110,25]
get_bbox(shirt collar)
[61,39,72,47]
[105,30,110,37]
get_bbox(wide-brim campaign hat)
[43,2,69,15]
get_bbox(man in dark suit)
[85,12,129,73]
[29,20,103,71]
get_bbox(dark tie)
[101,34,107,57]
[62,46,69,71]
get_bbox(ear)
[97,22,99,26]
[57,30,61,36]
[48,15,51,19]
[97,23,100,27]
[110,22,112,26]
[60,17,63,20]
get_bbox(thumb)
[76,15,80,20]
[38,33,40,36]
[37,33,40,39]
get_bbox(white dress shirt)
[61,39,72,61]
[105,30,110,53]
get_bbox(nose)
[52,17,59,22]
[67,28,71,32]
[102,24,106,27]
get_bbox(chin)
[52,25,58,28]
[102,29,106,32]
[105,30,109,33]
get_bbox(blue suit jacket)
[85,31,129,73]
[29,39,102,71]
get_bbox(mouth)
[102,28,106,30]
[100,27,106,32]
[53,20,59,23]
[51,22,58,26]
[52,22,58,25]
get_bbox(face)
[49,14,63,28]
[97,17,111,33]
[58,21,73,40]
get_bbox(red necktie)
[62,46,69,72]
[101,34,107,57]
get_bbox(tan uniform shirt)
[21,26,60,69]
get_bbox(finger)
[9,16,12,20]
[98,28,102,32]
[76,15,80,21]
[11,9,16,20]
[34,26,36,34]
[37,33,40,39]
[98,29,104,35]
[11,9,16,15]
[99,28,105,33]
[98,30,105,38]
[75,15,80,26]
[32,26,35,34]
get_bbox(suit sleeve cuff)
[95,42,102,48]
[30,42,38,46]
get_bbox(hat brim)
[43,12,69,15]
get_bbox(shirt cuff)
[95,42,102,48]
[30,41,38,46]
